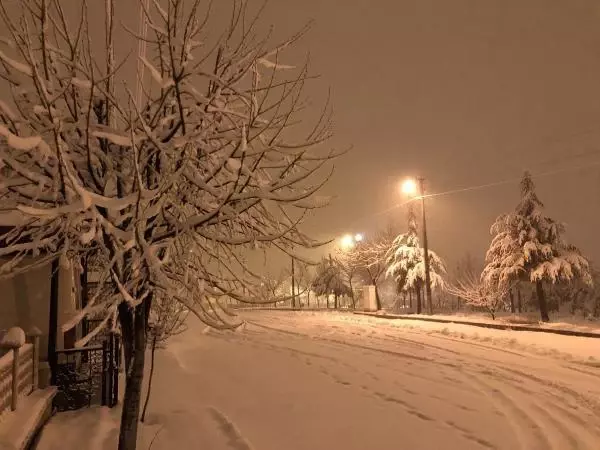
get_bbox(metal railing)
[52,333,120,412]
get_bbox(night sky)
[259,0,600,267]
[6,0,600,270]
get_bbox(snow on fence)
[0,327,41,418]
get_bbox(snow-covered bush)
[446,276,511,320]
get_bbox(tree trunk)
[409,289,413,309]
[334,293,338,309]
[375,285,382,311]
[140,334,157,423]
[516,287,522,313]
[509,289,515,314]
[118,302,148,450]
[536,281,550,322]
[415,286,422,314]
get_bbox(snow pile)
[0,387,56,450]
[0,327,26,349]
[332,312,600,363]
[36,404,254,450]
[381,311,600,334]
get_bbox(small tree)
[351,226,398,310]
[141,295,188,422]
[482,172,591,322]
[335,249,362,308]
[311,257,350,308]
[451,253,480,310]
[446,275,511,320]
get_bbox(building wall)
[0,260,51,359]
[0,256,81,360]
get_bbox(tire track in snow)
[330,318,600,425]
[459,370,546,450]
[244,321,472,392]
[460,364,600,450]
[470,364,600,445]
[246,321,506,448]
[245,313,600,449]
[207,407,254,450]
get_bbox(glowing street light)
[340,234,356,250]
[339,232,364,251]
[401,178,419,197]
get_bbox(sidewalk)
[354,311,600,339]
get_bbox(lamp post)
[401,177,433,315]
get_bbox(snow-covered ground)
[36,311,600,449]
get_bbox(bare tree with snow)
[482,171,591,322]
[0,1,339,447]
[446,274,511,320]
[334,248,363,308]
[348,226,399,310]
[311,256,351,308]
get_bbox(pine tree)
[386,204,446,313]
[482,171,591,322]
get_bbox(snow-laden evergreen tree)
[482,171,591,322]
[386,204,445,314]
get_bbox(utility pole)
[419,177,433,315]
[291,256,296,309]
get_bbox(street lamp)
[401,178,418,196]
[340,234,357,251]
[402,177,433,315]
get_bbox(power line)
[338,123,600,233]
[343,157,600,230]
[424,158,600,199]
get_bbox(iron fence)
[53,333,120,412]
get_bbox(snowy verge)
[324,312,600,363]
[35,403,254,450]
[355,311,600,338]
[0,387,56,450]
[240,310,600,365]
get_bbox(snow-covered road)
[36,311,600,449]
[159,310,600,450]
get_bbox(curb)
[353,311,600,339]
[234,307,354,312]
